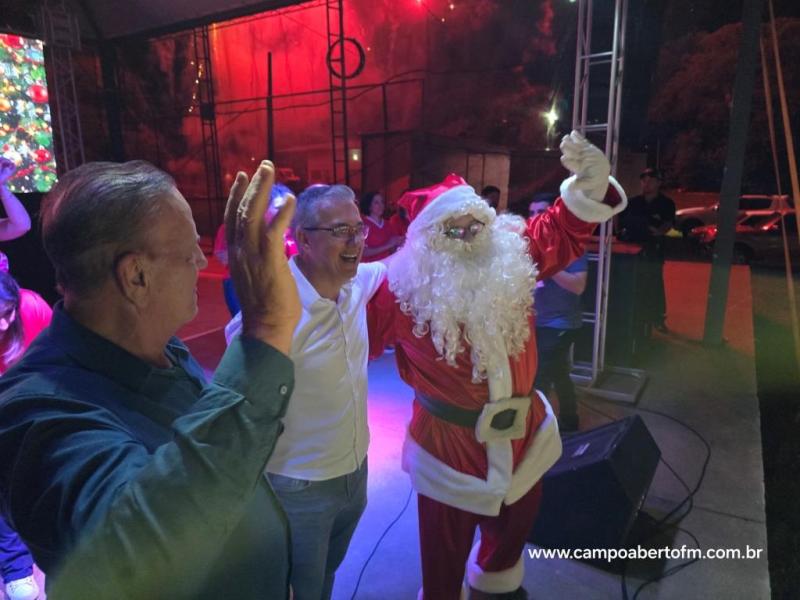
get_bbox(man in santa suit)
[367,131,626,599]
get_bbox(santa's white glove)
[557,130,627,223]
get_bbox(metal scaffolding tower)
[38,0,85,173]
[570,0,647,403]
[325,0,350,185]
[192,25,224,232]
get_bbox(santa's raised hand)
[558,130,626,222]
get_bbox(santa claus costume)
[368,132,626,599]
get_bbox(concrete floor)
[329,262,770,600]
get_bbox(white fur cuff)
[560,175,628,223]
[466,542,524,593]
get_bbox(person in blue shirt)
[0,159,301,599]
[530,193,588,432]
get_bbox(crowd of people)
[0,133,634,600]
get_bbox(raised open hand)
[225,161,300,354]
[559,130,611,203]
[0,158,16,185]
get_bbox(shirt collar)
[289,256,353,308]
[49,302,198,394]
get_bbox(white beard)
[388,213,538,383]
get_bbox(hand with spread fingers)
[0,157,15,184]
[559,130,611,203]
[225,160,300,355]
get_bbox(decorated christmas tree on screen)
[0,34,58,194]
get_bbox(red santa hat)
[398,174,496,238]
[396,174,468,222]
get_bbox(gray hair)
[291,184,356,230]
[41,160,176,295]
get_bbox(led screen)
[0,34,58,193]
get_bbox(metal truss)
[38,0,85,173]
[570,0,647,404]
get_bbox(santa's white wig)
[388,185,538,382]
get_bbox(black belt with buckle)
[414,391,518,431]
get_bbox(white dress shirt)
[225,257,387,480]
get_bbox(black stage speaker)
[529,415,660,552]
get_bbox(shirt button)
[279,384,289,396]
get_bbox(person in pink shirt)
[0,273,52,374]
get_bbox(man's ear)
[295,226,310,251]
[114,252,149,305]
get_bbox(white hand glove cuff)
[559,175,628,223]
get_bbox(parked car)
[689,212,799,266]
[676,194,793,237]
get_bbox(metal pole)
[382,83,388,133]
[767,0,800,219]
[759,37,782,195]
[600,0,628,373]
[595,0,623,373]
[571,0,586,129]
[703,0,764,344]
[267,51,275,159]
[581,0,593,130]
[338,0,350,186]
[765,0,800,374]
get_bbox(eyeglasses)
[443,220,485,240]
[304,222,369,240]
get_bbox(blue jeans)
[0,514,33,583]
[535,327,579,428]
[268,460,368,600]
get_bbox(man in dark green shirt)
[0,159,301,599]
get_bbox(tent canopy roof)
[3,0,310,41]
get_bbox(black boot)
[468,586,528,600]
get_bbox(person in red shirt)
[368,132,626,599]
[359,191,404,262]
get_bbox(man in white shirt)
[225,184,386,600]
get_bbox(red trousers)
[417,482,543,600]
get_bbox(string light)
[188,61,205,114]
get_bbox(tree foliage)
[649,18,800,191]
